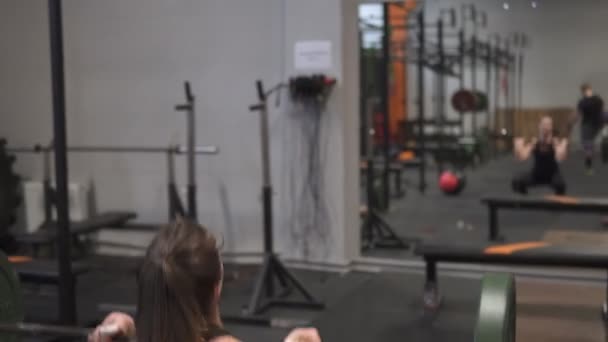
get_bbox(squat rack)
[46,0,218,323]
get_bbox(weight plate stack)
[0,250,24,342]
[452,90,477,113]
[0,139,21,251]
[474,273,516,342]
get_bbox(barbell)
[0,251,130,341]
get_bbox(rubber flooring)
[21,265,606,341]
[18,150,608,341]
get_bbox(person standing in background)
[574,83,604,174]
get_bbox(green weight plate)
[474,273,516,342]
[0,251,23,342]
[474,91,489,111]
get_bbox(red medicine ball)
[439,171,460,194]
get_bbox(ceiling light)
[503,2,510,10]
[531,1,537,8]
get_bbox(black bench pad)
[14,259,90,284]
[482,195,608,212]
[16,211,137,244]
[416,241,608,269]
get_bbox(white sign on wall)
[294,40,332,70]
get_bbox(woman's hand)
[88,312,135,342]
[283,327,321,342]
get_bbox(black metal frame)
[492,36,501,135]
[435,16,445,173]
[380,2,392,208]
[45,1,216,321]
[416,9,427,193]
[174,82,198,220]
[48,0,75,324]
[361,95,408,251]
[243,80,324,319]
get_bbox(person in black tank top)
[512,116,568,195]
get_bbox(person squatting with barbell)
[512,116,568,195]
[88,218,321,342]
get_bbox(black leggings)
[512,170,566,195]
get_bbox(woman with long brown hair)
[89,218,320,342]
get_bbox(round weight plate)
[0,250,23,342]
[452,90,476,112]
[474,273,516,342]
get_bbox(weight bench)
[13,259,90,284]
[482,195,608,241]
[415,240,608,319]
[16,211,136,255]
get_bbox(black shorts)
[581,122,602,146]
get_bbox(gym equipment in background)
[452,89,477,112]
[22,0,220,323]
[474,91,489,111]
[0,250,130,341]
[48,0,76,323]
[451,89,488,112]
[244,79,324,319]
[174,81,198,220]
[361,97,408,251]
[0,140,21,253]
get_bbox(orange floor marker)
[544,195,580,204]
[485,242,550,255]
[8,256,33,263]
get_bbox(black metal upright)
[380,3,391,208]
[485,40,492,131]
[245,80,323,318]
[493,37,501,133]
[185,84,197,220]
[436,18,445,173]
[417,9,426,193]
[505,40,513,135]
[48,0,76,324]
[359,30,367,157]
[458,29,465,135]
[518,53,524,114]
[174,82,197,221]
[470,9,478,136]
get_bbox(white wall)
[0,0,360,265]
